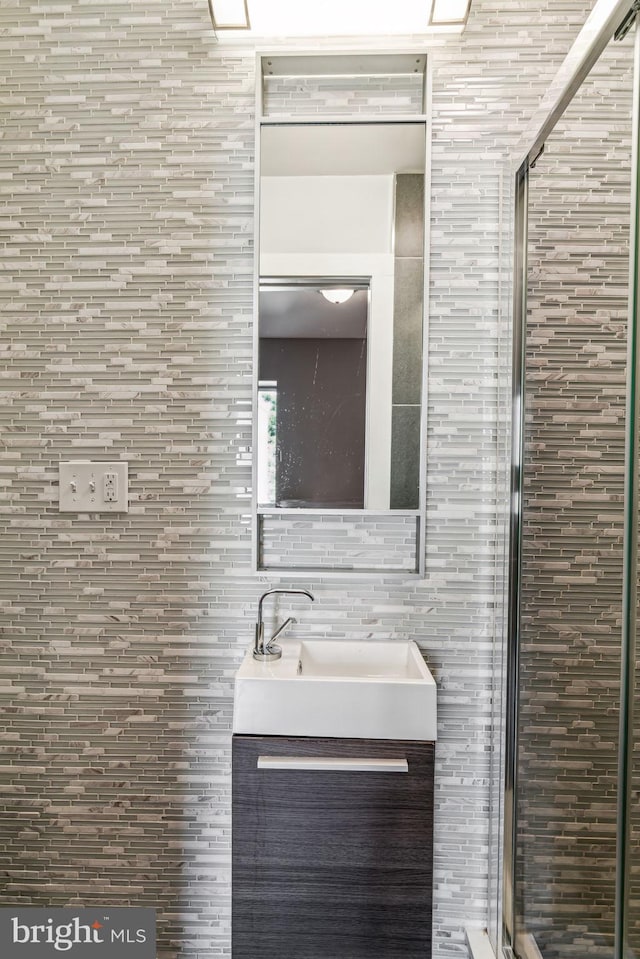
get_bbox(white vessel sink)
[233,639,437,741]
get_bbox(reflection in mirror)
[258,282,368,509]
[258,122,425,511]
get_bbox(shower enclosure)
[501,2,640,957]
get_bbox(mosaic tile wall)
[0,2,594,958]
[262,73,426,117]
[517,30,635,959]
[259,513,419,573]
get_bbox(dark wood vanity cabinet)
[232,735,434,959]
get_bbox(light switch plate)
[59,461,129,512]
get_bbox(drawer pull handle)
[256,756,408,773]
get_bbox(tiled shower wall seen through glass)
[514,28,635,959]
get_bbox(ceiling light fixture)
[428,0,472,27]
[320,289,356,305]
[210,0,469,36]
[208,0,251,31]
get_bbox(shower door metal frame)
[502,2,639,957]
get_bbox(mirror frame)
[252,51,432,576]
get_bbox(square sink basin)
[233,639,436,741]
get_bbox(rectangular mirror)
[257,121,426,512]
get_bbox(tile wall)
[0,2,594,957]
[260,513,419,573]
[262,73,426,117]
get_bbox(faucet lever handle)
[268,616,297,646]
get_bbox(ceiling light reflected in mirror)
[321,289,356,305]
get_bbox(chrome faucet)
[253,588,315,662]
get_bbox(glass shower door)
[511,26,635,959]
